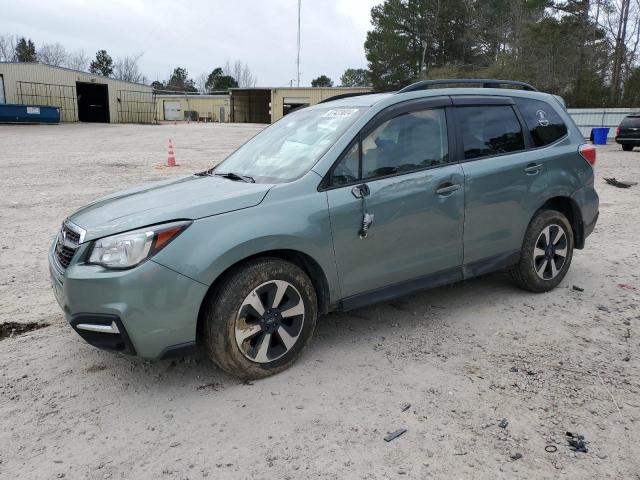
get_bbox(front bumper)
[49,242,209,359]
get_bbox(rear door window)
[514,97,568,147]
[457,106,525,160]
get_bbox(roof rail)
[397,79,538,94]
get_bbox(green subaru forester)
[49,80,599,379]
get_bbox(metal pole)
[296,0,301,87]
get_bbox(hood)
[69,175,273,242]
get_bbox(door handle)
[524,163,543,174]
[435,183,461,195]
[351,184,370,199]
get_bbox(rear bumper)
[48,242,209,359]
[571,185,599,248]
[615,137,640,145]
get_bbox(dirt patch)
[0,322,49,340]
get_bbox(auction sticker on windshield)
[322,109,359,118]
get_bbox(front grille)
[54,221,83,271]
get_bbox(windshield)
[214,107,365,183]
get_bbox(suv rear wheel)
[511,210,574,293]
[203,258,318,379]
[622,144,633,151]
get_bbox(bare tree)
[195,73,208,93]
[38,42,68,67]
[224,60,257,87]
[0,34,17,62]
[113,53,146,83]
[598,0,640,103]
[66,49,89,71]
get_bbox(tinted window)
[332,142,359,186]
[362,109,449,179]
[621,116,640,127]
[331,108,449,185]
[514,98,568,147]
[459,106,525,160]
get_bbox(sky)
[0,0,381,87]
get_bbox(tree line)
[363,0,640,107]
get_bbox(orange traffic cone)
[167,139,176,167]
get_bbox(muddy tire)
[203,258,317,379]
[511,210,574,293]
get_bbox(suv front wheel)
[203,258,318,379]
[511,210,574,293]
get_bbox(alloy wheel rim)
[533,224,568,280]
[234,280,305,363]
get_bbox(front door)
[325,101,465,304]
[164,101,181,121]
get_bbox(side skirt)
[339,267,462,311]
[336,250,521,312]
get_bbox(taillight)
[616,126,620,136]
[579,144,596,167]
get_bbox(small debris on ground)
[196,383,220,391]
[572,285,585,292]
[618,283,637,291]
[566,432,588,453]
[604,177,637,188]
[510,452,523,460]
[384,428,407,442]
[401,403,411,412]
[498,418,509,429]
[596,305,610,313]
[0,322,49,340]
[510,366,519,372]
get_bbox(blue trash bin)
[592,127,609,145]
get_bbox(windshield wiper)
[214,172,255,183]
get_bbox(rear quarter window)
[620,116,640,127]
[514,98,568,147]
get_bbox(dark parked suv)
[615,115,640,150]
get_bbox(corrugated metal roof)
[0,61,149,88]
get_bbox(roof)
[0,62,151,88]
[313,86,556,110]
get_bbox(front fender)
[151,188,341,305]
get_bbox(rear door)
[324,98,465,303]
[455,96,568,274]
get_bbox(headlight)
[87,221,191,269]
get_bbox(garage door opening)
[283,97,310,117]
[76,82,109,122]
[230,89,271,123]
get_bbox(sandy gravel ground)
[1,123,639,480]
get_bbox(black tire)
[203,258,318,379]
[622,144,633,151]
[511,210,574,293]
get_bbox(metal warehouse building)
[0,63,372,125]
[0,62,154,123]
[230,87,372,123]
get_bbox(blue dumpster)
[0,104,60,124]
[591,127,609,145]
